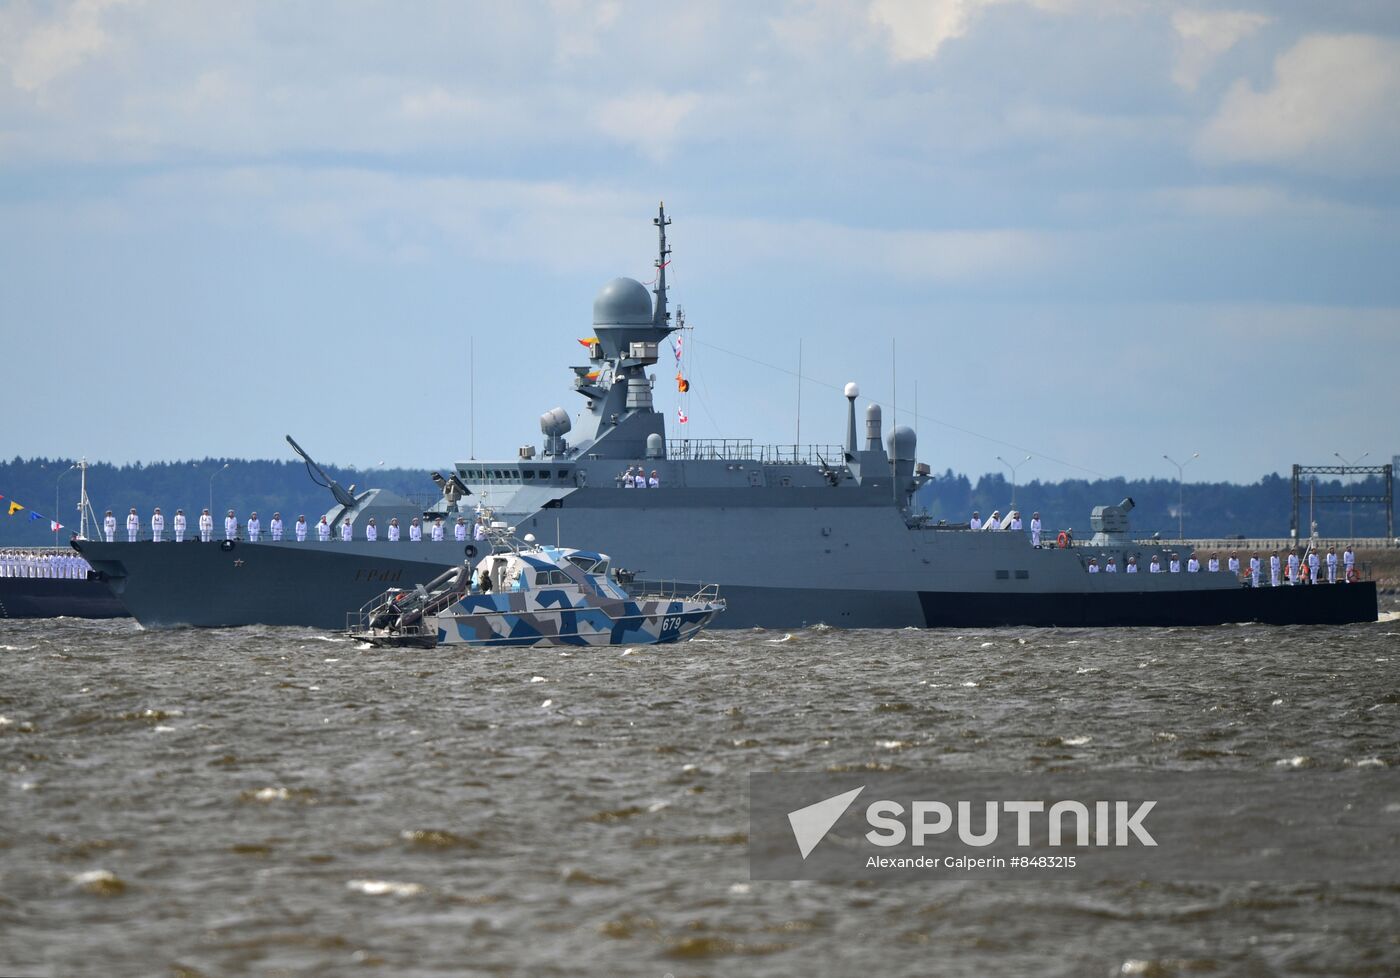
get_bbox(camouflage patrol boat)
[349,538,724,649]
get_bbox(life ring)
[220,540,235,552]
[1346,567,1360,583]
[1056,531,1069,549]
[465,543,478,559]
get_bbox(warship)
[75,206,1377,630]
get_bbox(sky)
[1,0,1397,484]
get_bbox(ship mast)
[653,202,671,329]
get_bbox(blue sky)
[1,0,1397,483]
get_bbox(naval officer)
[649,470,660,488]
[1207,553,1219,573]
[1149,555,1162,573]
[1168,553,1181,573]
[1269,551,1281,587]
[387,517,400,542]
[431,517,444,542]
[473,517,487,542]
[225,510,238,540]
[1286,550,1300,585]
[455,517,467,542]
[1105,556,1117,572]
[1187,553,1200,573]
[173,509,186,543]
[1343,545,1355,582]
[151,507,165,542]
[295,515,308,542]
[365,517,377,542]
[340,519,353,542]
[1326,546,1337,584]
[409,517,422,542]
[247,512,262,542]
[270,513,283,541]
[969,511,981,531]
[1306,550,1320,584]
[104,510,116,542]
[126,508,140,542]
[319,516,332,541]
[1029,512,1042,548]
[1249,553,1261,587]
[1009,511,1023,531]
[199,509,213,542]
[634,469,647,488]
[1227,551,1240,576]
[984,510,1002,531]
[622,466,636,487]
[1126,556,1138,573]
[1087,557,1099,573]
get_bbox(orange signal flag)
[584,370,600,381]
[677,378,689,393]
[577,337,599,349]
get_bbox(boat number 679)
[661,616,683,630]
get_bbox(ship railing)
[756,444,845,466]
[626,578,722,603]
[666,438,757,461]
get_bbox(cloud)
[1,0,131,94]
[866,0,1102,62]
[1170,8,1270,92]
[1196,33,1400,173]
[592,90,701,161]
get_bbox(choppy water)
[2,615,1398,978]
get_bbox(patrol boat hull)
[0,577,129,620]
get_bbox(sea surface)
[2,615,1398,978]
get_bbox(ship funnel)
[864,403,883,452]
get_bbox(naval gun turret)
[1089,497,1136,547]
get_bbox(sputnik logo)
[787,786,865,859]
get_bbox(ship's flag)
[51,520,64,531]
[584,369,600,382]
[29,511,44,521]
[577,337,598,348]
[672,336,683,362]
[7,501,22,515]
[677,407,688,424]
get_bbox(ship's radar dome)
[593,277,654,326]
[865,403,882,422]
[844,382,860,399]
[887,425,916,459]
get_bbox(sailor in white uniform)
[1125,556,1139,573]
[984,510,1001,531]
[1207,553,1219,573]
[622,466,636,487]
[1286,551,1300,585]
[1009,511,1023,531]
[473,518,487,542]
[969,511,982,531]
[409,517,422,542]
[173,509,187,543]
[1149,556,1161,573]
[1087,557,1099,574]
[1186,554,1200,573]
[431,518,444,542]
[225,510,238,540]
[1306,550,1320,584]
[1343,546,1355,582]
[126,508,140,542]
[150,507,165,542]
[1104,556,1118,573]
[1249,554,1261,587]
[649,470,660,488]
[199,509,213,542]
[365,517,378,542]
[387,517,400,542]
[455,518,468,542]
[1029,512,1042,548]
[1269,552,1281,587]
[340,519,353,542]
[269,513,283,541]
[319,517,332,541]
[104,510,117,542]
[1168,554,1181,573]
[295,515,308,542]
[1228,551,1240,576]
[247,512,262,543]
[1326,547,1337,584]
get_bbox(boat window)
[593,560,608,576]
[539,470,550,480]
[523,471,535,480]
[550,570,571,584]
[535,572,550,585]
[558,470,569,479]
[493,470,504,479]
[567,555,598,573]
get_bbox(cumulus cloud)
[1196,33,1400,172]
[1170,8,1270,92]
[0,0,131,94]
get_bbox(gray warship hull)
[0,577,129,620]
[73,205,1378,631]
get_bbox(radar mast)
[653,202,671,329]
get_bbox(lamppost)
[996,454,1032,508]
[1163,452,1199,541]
[1334,451,1368,539]
[55,463,78,545]
[209,462,230,520]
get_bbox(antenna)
[796,337,802,449]
[892,338,898,504]
[470,335,475,459]
[653,201,671,329]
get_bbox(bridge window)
[995,570,1010,580]
[523,471,535,480]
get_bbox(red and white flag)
[677,407,688,424]
[51,520,64,531]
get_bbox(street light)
[209,462,230,519]
[55,463,78,545]
[995,454,1032,508]
[1334,451,1369,539]
[1163,452,1199,541]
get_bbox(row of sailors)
[619,467,661,488]
[102,509,489,543]
[0,549,93,579]
[971,511,1044,545]
[1084,547,1360,584]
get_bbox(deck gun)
[286,435,359,509]
[430,471,471,505]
